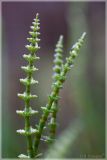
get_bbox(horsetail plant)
[16,13,86,158]
[16,13,40,158]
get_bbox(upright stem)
[24,60,34,157]
[17,13,40,158]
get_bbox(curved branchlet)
[63,32,86,75]
[16,13,40,158]
[48,35,64,143]
[33,32,86,156]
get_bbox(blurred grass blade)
[45,120,83,158]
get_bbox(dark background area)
[2,1,105,158]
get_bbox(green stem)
[24,62,34,158]
[34,85,60,155]
[33,66,70,155]
[17,13,40,158]
[49,101,57,143]
[34,32,86,156]
[21,53,39,158]
[26,135,34,158]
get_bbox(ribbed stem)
[17,13,40,158]
[24,52,33,156]
[25,72,34,157]
[34,32,86,156]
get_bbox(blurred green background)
[2,1,105,158]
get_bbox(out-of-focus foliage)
[67,2,105,158]
[45,120,83,158]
